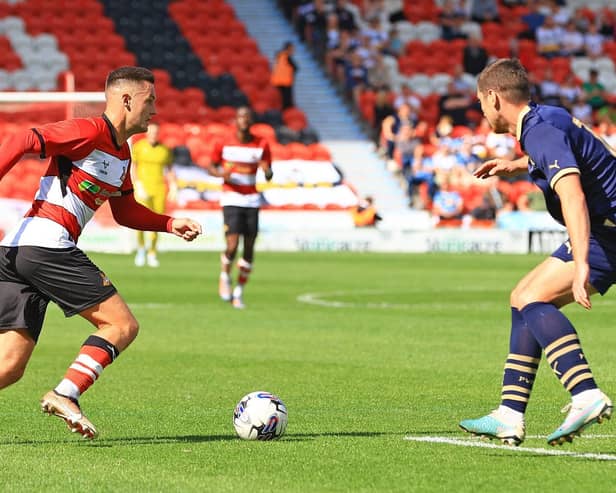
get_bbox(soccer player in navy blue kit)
[459,58,613,446]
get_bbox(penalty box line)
[404,435,616,461]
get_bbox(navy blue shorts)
[551,227,616,295]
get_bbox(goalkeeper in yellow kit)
[131,122,177,267]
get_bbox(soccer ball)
[233,391,288,440]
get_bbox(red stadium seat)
[250,123,277,144]
[270,144,292,160]
[309,143,332,161]
[286,143,313,160]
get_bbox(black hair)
[105,66,154,89]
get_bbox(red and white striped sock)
[237,258,252,286]
[54,335,119,400]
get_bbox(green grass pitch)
[1,251,615,492]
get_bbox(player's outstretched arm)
[474,156,529,179]
[0,129,41,180]
[169,218,202,242]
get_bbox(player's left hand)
[170,218,202,241]
[573,262,591,310]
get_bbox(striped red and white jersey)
[1,115,133,248]
[210,133,271,208]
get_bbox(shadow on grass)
[0,430,427,447]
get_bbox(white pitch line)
[404,435,616,461]
[296,291,498,310]
[527,434,616,440]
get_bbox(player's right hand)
[170,218,202,241]
[473,159,520,179]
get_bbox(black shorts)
[223,206,260,236]
[0,246,117,342]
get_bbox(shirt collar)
[102,113,122,150]
[515,104,532,141]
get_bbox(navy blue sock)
[521,302,597,396]
[500,307,541,413]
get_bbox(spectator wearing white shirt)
[393,83,421,113]
[536,15,563,58]
[584,23,604,59]
[361,16,388,51]
[485,131,516,160]
[539,67,561,106]
[561,20,585,56]
[547,0,572,27]
[571,97,593,125]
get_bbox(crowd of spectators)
[280,0,616,225]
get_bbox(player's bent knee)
[99,316,139,352]
[120,317,140,346]
[510,284,535,309]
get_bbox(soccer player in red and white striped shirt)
[208,107,273,309]
[0,67,201,439]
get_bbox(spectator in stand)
[559,72,583,111]
[463,34,489,76]
[362,0,387,28]
[560,20,585,56]
[393,83,420,116]
[381,102,416,171]
[468,0,500,24]
[431,141,463,186]
[539,66,562,106]
[344,51,369,106]
[536,15,564,58]
[271,41,299,110]
[583,23,604,59]
[372,86,394,144]
[400,129,438,209]
[571,96,594,126]
[430,114,455,147]
[367,53,392,91]
[397,124,433,205]
[382,26,403,58]
[334,0,358,32]
[431,174,464,223]
[326,12,341,54]
[546,0,572,27]
[518,0,546,40]
[582,69,607,112]
[486,130,517,161]
[439,79,474,126]
[326,28,359,83]
[362,16,388,52]
[355,34,377,71]
[439,0,468,41]
[303,0,328,58]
